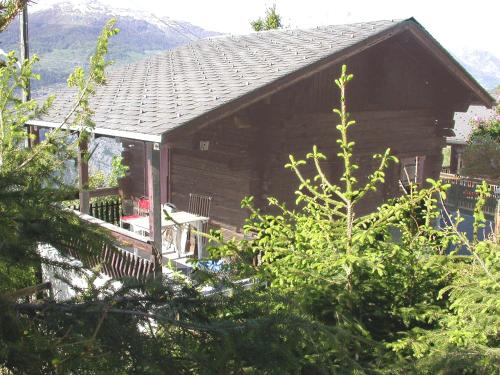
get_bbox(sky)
[34,0,500,58]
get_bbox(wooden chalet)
[28,18,495,274]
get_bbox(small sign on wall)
[199,140,210,151]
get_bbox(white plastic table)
[121,211,209,259]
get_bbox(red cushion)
[121,215,141,221]
[138,198,150,210]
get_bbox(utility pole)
[20,3,44,296]
[19,3,30,102]
[20,4,38,147]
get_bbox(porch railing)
[440,172,500,216]
[69,194,123,225]
[441,167,451,174]
[67,211,158,281]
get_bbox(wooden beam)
[108,230,153,254]
[160,143,171,203]
[27,120,162,143]
[88,186,120,198]
[495,200,500,239]
[73,210,153,254]
[78,139,90,214]
[5,282,52,300]
[146,142,162,270]
[27,125,40,148]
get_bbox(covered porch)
[27,120,212,277]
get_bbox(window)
[400,156,425,188]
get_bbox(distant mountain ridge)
[0,0,218,94]
[454,49,500,91]
[0,1,498,94]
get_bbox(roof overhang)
[26,120,162,143]
[405,18,495,108]
[166,18,495,142]
[162,21,410,141]
[29,18,495,143]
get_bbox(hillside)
[0,0,217,94]
[0,1,498,94]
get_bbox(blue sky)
[35,0,500,58]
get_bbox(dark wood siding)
[258,110,444,215]
[121,140,147,199]
[120,32,471,233]
[169,117,259,230]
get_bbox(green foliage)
[0,17,120,268]
[1,277,338,374]
[0,13,334,374]
[207,65,499,372]
[250,4,282,32]
[462,101,500,181]
[469,102,500,142]
[1,4,498,370]
[108,154,128,187]
[89,155,128,189]
[390,181,499,374]
[462,134,500,181]
[0,0,29,32]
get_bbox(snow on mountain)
[454,48,500,90]
[3,0,498,93]
[0,0,218,93]
[40,0,211,41]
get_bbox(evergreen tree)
[250,4,282,32]
[208,66,500,373]
[1,3,498,372]
[0,4,332,373]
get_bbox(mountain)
[0,0,218,94]
[454,49,500,91]
[0,0,219,178]
[1,1,498,95]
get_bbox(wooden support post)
[160,143,172,203]
[78,139,90,214]
[147,142,162,272]
[495,199,500,239]
[27,125,40,148]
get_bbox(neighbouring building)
[446,104,497,175]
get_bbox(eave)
[26,120,162,143]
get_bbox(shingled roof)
[448,105,497,145]
[30,18,494,142]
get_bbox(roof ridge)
[37,17,490,140]
[195,18,406,42]
[121,19,406,73]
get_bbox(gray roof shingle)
[39,19,403,137]
[448,105,497,145]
